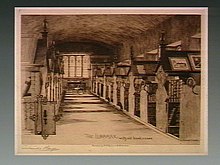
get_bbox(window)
[62,54,90,78]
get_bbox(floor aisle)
[22,91,190,145]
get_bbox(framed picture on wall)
[188,54,201,71]
[168,57,191,71]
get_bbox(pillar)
[103,75,106,99]
[140,89,147,122]
[121,84,125,110]
[113,75,117,106]
[129,74,135,115]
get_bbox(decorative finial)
[41,17,49,45]
[158,30,167,59]
[130,46,134,60]
[160,30,166,45]
[43,18,48,32]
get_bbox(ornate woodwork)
[166,79,182,137]
[116,78,123,109]
[100,83,104,97]
[133,78,143,117]
[147,83,158,126]
[110,82,114,103]
[123,82,130,112]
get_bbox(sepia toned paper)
[15,7,208,155]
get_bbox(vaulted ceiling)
[21,15,172,46]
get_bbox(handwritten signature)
[22,145,60,152]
